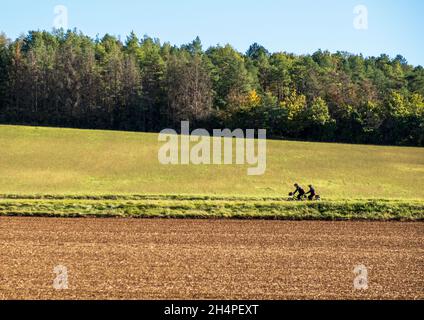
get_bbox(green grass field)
[1,125,423,220]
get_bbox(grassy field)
[1,125,424,198]
[0,125,423,220]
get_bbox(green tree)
[207,45,253,110]
[305,97,332,126]
[139,36,166,131]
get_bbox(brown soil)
[0,217,422,300]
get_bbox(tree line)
[0,30,423,146]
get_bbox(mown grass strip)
[0,198,422,221]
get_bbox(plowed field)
[0,217,422,300]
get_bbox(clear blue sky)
[1,0,423,66]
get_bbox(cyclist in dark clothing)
[306,185,316,201]
[293,183,306,200]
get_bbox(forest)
[0,30,423,146]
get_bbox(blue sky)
[1,0,423,66]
